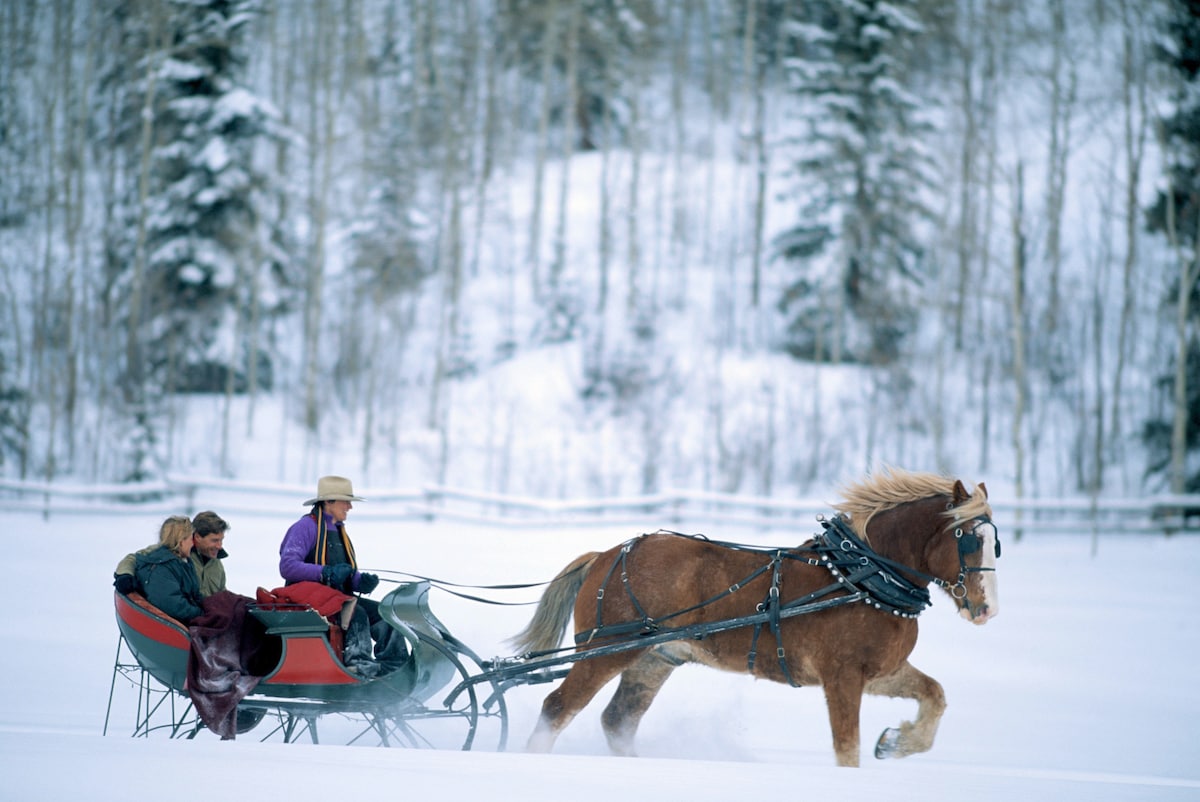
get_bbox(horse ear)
[952,479,970,504]
[978,481,988,499]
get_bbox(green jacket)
[190,549,228,596]
[115,545,228,596]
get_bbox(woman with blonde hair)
[135,515,205,623]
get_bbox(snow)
[3,504,1198,801]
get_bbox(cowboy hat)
[303,475,365,506]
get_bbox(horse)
[509,467,999,767]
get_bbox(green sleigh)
[104,581,508,750]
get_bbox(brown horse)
[510,468,999,767]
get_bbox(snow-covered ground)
[3,506,1198,801]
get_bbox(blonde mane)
[832,466,991,541]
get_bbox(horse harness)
[575,513,999,687]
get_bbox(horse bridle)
[944,515,1001,600]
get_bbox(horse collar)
[816,516,931,618]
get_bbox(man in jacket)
[189,510,230,595]
[280,476,406,674]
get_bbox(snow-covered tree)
[774,0,938,365]
[98,0,290,400]
[1143,0,1200,492]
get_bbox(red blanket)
[257,581,357,627]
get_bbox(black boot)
[370,618,410,674]
[342,608,380,678]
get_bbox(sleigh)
[104,582,508,749]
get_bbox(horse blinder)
[954,519,1000,562]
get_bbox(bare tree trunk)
[976,0,1004,475]
[270,0,298,480]
[699,1,725,266]
[720,0,758,351]
[1167,202,1198,495]
[527,4,560,301]
[58,0,92,472]
[548,1,580,297]
[350,0,379,476]
[953,0,978,349]
[668,0,690,310]
[1089,242,1106,554]
[38,0,80,483]
[1042,0,1076,332]
[302,0,336,453]
[626,57,644,319]
[430,185,464,481]
[748,60,768,344]
[471,3,499,282]
[1010,161,1028,538]
[428,4,474,486]
[597,55,614,319]
[1109,0,1148,474]
[126,0,168,406]
[587,40,616,380]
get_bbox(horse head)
[837,469,1000,626]
[930,479,999,625]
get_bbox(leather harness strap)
[573,520,948,685]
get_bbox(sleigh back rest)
[113,590,190,692]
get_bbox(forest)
[1,0,1197,502]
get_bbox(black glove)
[357,572,379,595]
[321,563,355,593]
[113,573,138,595]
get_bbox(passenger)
[279,476,405,674]
[113,510,230,596]
[133,515,205,624]
[189,511,231,596]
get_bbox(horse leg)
[526,652,638,753]
[865,661,947,760]
[822,676,867,767]
[600,650,681,756]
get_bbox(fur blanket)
[186,590,268,740]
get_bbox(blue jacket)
[135,544,204,623]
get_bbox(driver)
[279,476,406,675]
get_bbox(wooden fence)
[2,475,1197,535]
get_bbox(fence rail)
[2,476,1198,535]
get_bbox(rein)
[370,568,550,606]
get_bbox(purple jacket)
[279,512,363,591]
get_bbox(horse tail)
[509,552,600,655]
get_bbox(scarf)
[312,509,357,570]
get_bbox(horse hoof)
[874,727,901,759]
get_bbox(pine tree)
[0,348,27,473]
[775,0,937,365]
[1143,0,1200,492]
[98,0,289,399]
